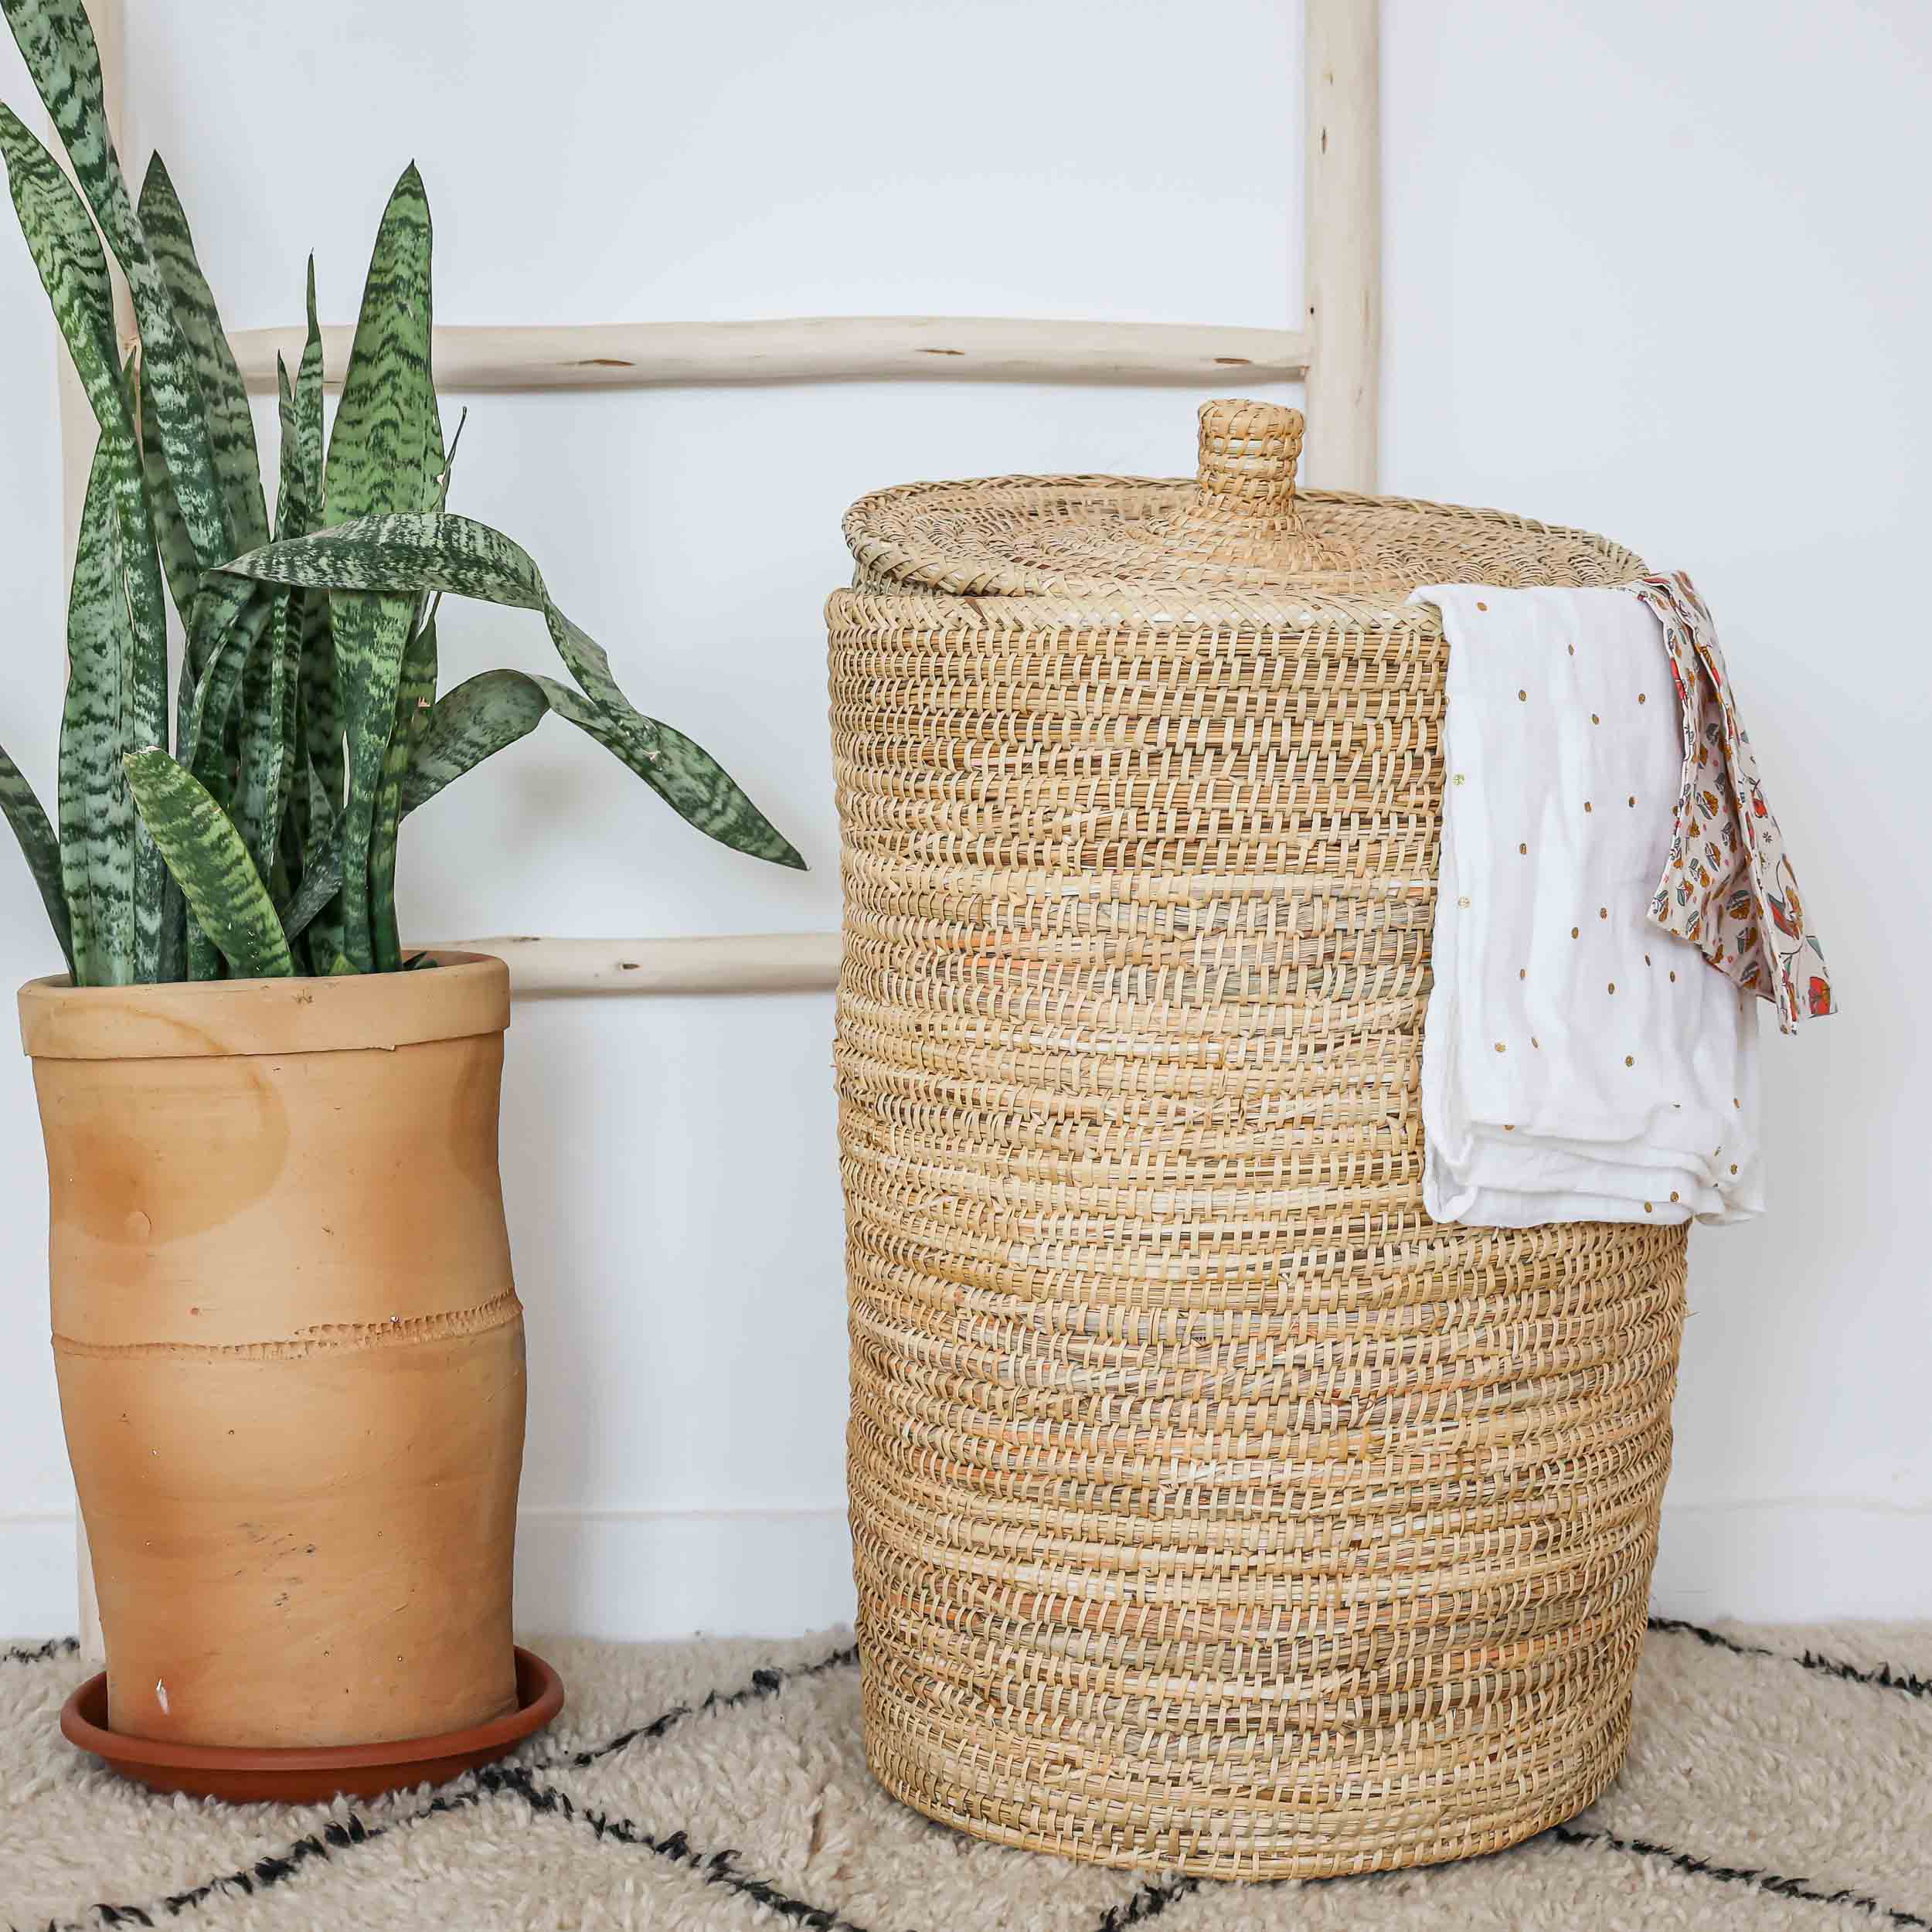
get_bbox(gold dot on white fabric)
[1625,1055,1634,1066]
[1495,1042,1506,1053]
[1458,895,1471,909]
[1476,600,1488,611]
[1570,926,1580,938]
[1670,969,1677,981]
[1518,689,1527,702]
[1730,1162,1739,1174]
[1599,908,1608,920]
[1591,713,1600,724]
[1670,1191,1680,1202]
[1643,1201,1654,1213]
[1628,795,1637,808]
[1608,982,1617,994]
[1638,692,1648,704]
[1454,773,1466,786]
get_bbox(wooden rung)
[430,933,842,998]
[229,316,1311,394]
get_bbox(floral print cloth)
[1630,572,1833,1034]
[1411,583,1762,1226]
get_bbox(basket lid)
[842,398,1642,607]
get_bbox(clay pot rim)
[61,1645,563,1776]
[19,951,511,1061]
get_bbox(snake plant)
[0,0,802,985]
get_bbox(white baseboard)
[511,1508,857,1639]
[0,1512,81,1642]
[2,1500,1924,1641]
[1648,1498,1932,1622]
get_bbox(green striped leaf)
[186,914,221,981]
[275,267,327,546]
[137,152,266,556]
[435,406,467,508]
[293,257,325,529]
[289,264,342,857]
[369,613,437,971]
[4,0,232,569]
[531,676,804,869]
[409,411,464,641]
[306,761,338,847]
[275,795,306,951]
[173,572,256,838]
[325,590,409,971]
[268,365,304,833]
[320,165,440,974]
[175,580,258,944]
[287,260,340,840]
[218,512,658,760]
[226,355,305,890]
[180,587,273,781]
[223,510,546,607]
[299,587,339,813]
[1,119,175,977]
[0,104,124,436]
[0,740,73,977]
[400,668,799,866]
[279,826,341,946]
[58,434,135,984]
[123,750,291,979]
[273,353,301,536]
[298,761,344,966]
[540,605,658,761]
[236,580,300,885]
[278,259,338,862]
[141,414,199,628]
[323,165,439,529]
[115,353,171,983]
[186,563,255,679]
[221,512,803,866]
[155,846,186,982]
[400,668,550,816]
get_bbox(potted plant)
[0,0,801,1761]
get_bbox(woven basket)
[827,400,1689,1881]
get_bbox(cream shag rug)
[3,1617,1928,1931]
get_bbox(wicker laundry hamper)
[827,400,1688,1881]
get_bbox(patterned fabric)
[1631,571,1833,1034]
[1413,584,1760,1228]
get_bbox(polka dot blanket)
[1413,581,1779,1227]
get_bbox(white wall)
[0,0,1925,1636]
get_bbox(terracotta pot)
[19,953,525,1750]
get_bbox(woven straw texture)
[828,401,1690,1881]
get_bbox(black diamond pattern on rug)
[3,1618,1927,1931]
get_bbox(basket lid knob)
[1193,399,1307,529]
[1149,398,1339,571]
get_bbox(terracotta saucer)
[60,1646,564,1804]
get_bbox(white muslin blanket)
[1414,584,1761,1226]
